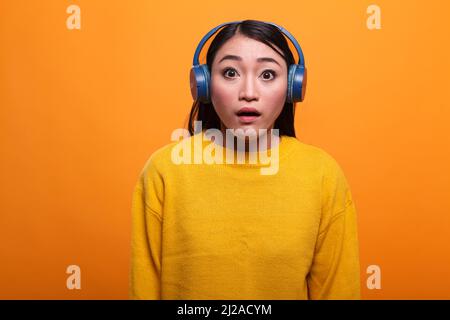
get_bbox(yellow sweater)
[129,131,361,299]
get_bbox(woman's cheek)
[211,82,235,111]
[273,79,288,101]
[269,82,288,111]
[263,85,285,108]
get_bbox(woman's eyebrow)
[218,54,281,66]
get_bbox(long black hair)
[187,20,297,137]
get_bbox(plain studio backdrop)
[0,0,449,299]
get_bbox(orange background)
[1,0,449,299]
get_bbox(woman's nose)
[239,76,259,101]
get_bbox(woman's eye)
[261,70,276,80]
[223,68,238,78]
[222,68,276,80]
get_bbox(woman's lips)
[236,107,261,124]
[237,114,261,123]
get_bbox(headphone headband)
[192,20,306,67]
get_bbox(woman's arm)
[306,152,361,299]
[129,159,164,300]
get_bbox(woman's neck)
[218,123,281,153]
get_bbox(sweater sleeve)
[129,157,164,300]
[306,153,361,300]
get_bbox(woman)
[129,20,361,300]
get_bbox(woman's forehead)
[214,35,284,65]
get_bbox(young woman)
[130,20,361,300]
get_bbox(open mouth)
[236,108,261,123]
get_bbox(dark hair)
[187,19,297,137]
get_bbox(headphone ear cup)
[201,64,211,103]
[287,65,307,103]
[287,64,296,103]
[189,64,211,103]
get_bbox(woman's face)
[210,34,288,135]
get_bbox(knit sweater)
[129,131,361,299]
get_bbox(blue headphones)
[189,20,307,104]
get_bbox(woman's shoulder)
[288,138,351,189]
[291,139,353,206]
[287,137,344,169]
[140,140,180,173]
